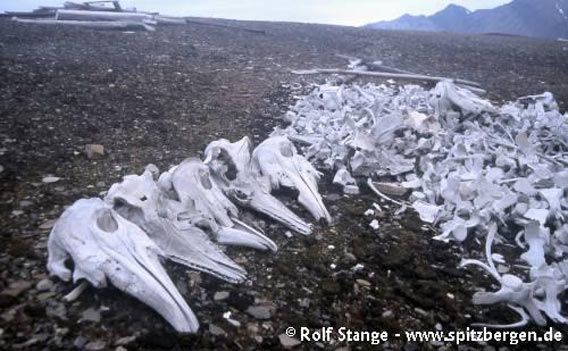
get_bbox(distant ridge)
[365,0,568,40]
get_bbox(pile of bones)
[48,78,568,332]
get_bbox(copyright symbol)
[286,327,296,337]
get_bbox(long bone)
[159,158,277,251]
[47,198,199,333]
[204,137,313,235]
[104,165,248,283]
[251,136,332,224]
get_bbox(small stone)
[382,310,394,319]
[1,280,33,297]
[115,347,128,351]
[39,220,56,230]
[84,144,105,160]
[37,291,56,301]
[364,209,374,216]
[209,323,227,337]
[214,291,230,301]
[356,279,371,287]
[84,340,106,351]
[36,278,53,292]
[80,307,101,323]
[279,334,301,348]
[11,210,24,217]
[19,200,33,208]
[115,336,136,346]
[414,307,428,317]
[73,336,88,349]
[42,176,61,183]
[46,302,67,320]
[246,305,271,320]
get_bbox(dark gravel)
[1,17,568,350]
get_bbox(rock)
[115,336,136,346]
[209,323,227,337]
[213,291,230,301]
[36,278,53,292]
[84,340,106,351]
[115,347,128,351]
[246,305,271,320]
[1,280,33,298]
[46,302,67,320]
[19,200,33,208]
[356,279,371,287]
[80,307,101,323]
[84,144,105,159]
[11,210,24,217]
[321,278,340,294]
[73,336,88,349]
[382,310,394,319]
[279,334,301,348]
[42,176,61,183]
[38,220,56,230]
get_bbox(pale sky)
[2,0,512,26]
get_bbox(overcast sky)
[2,0,512,26]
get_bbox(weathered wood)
[335,53,481,88]
[155,15,187,25]
[12,17,155,31]
[291,68,485,94]
[56,9,155,24]
[63,1,122,12]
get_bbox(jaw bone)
[47,198,199,333]
[251,136,332,224]
[204,137,313,235]
[104,166,248,283]
[159,158,278,251]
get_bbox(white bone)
[160,158,277,251]
[204,137,313,235]
[47,198,199,333]
[251,136,332,224]
[104,166,249,282]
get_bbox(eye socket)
[199,170,213,189]
[279,142,293,158]
[96,209,118,232]
[140,196,147,201]
[235,190,248,200]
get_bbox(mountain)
[365,0,568,39]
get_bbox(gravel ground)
[1,17,568,350]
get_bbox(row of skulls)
[47,135,331,332]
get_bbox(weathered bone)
[204,137,313,235]
[159,158,277,251]
[104,166,248,283]
[47,198,199,333]
[251,136,332,224]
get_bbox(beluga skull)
[251,135,332,224]
[104,165,248,283]
[158,158,277,251]
[204,137,313,235]
[47,198,199,333]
